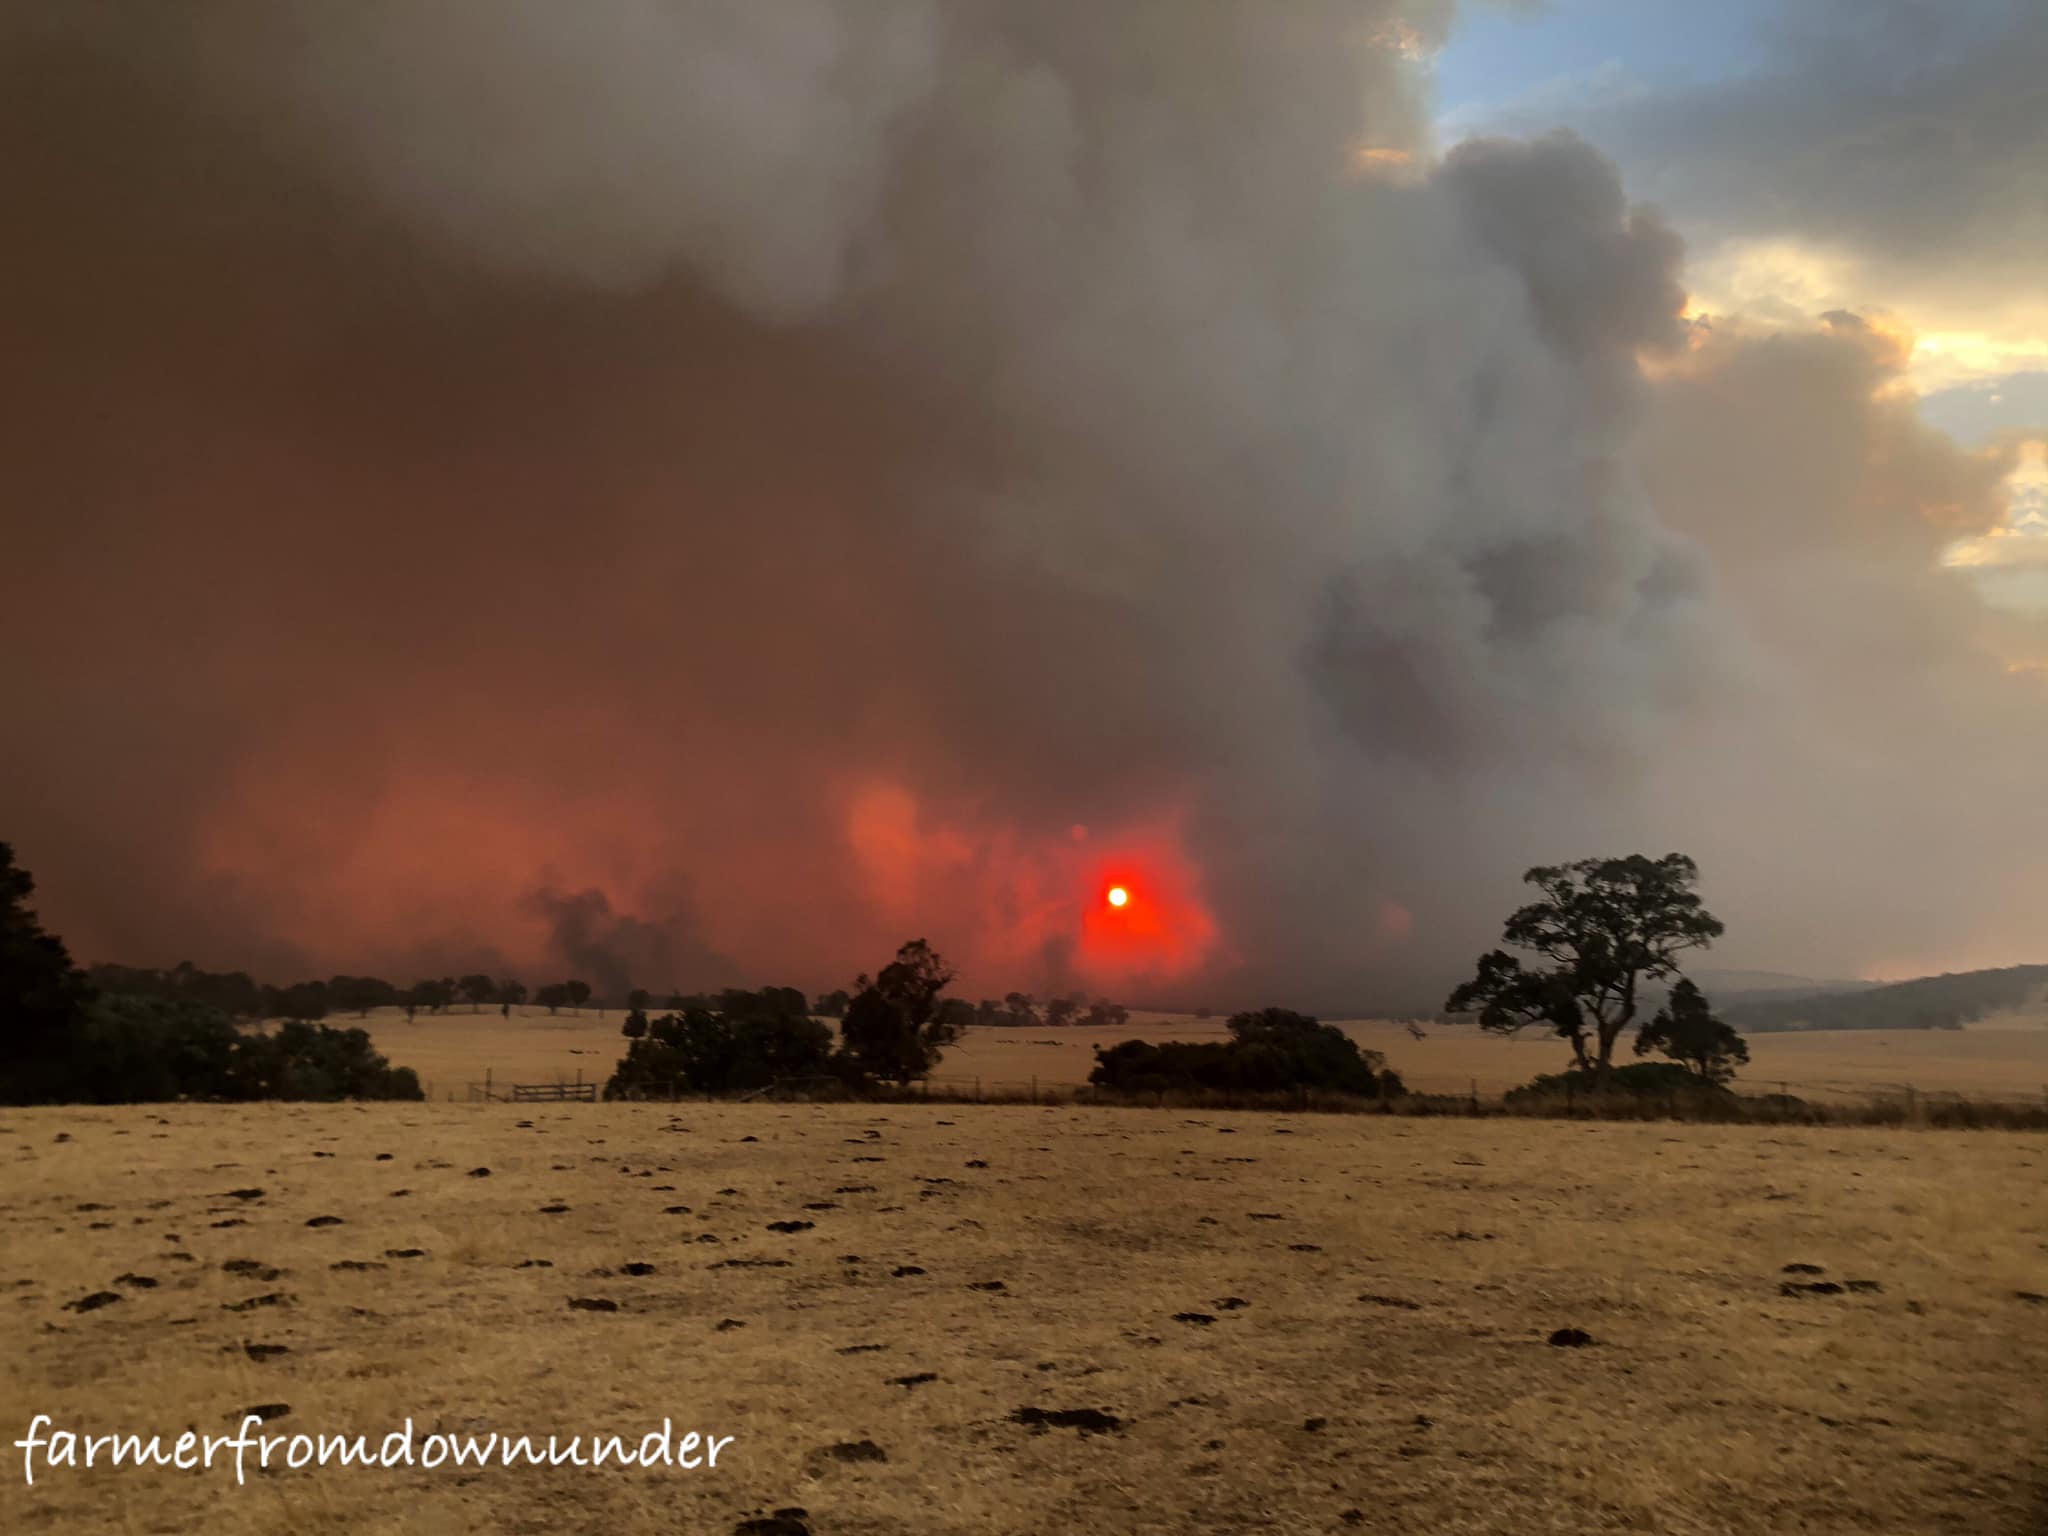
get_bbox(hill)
[1723,963,2048,1033]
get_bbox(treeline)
[83,965,1138,1032]
[1724,963,2048,1033]
[3,844,420,1105]
[811,990,1128,1028]
[85,964,607,1021]
[607,941,962,1098]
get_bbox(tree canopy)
[1635,978,1750,1085]
[1445,853,1724,1085]
[840,938,962,1085]
[1,841,95,1103]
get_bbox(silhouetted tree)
[627,988,651,1014]
[1635,978,1749,1085]
[77,994,241,1102]
[621,1009,649,1040]
[534,983,569,1016]
[814,988,851,1019]
[1045,997,1079,1027]
[1084,1000,1129,1028]
[1445,854,1724,1087]
[1002,991,1039,1027]
[265,979,331,1022]
[0,841,95,1103]
[497,978,528,1009]
[606,994,834,1098]
[229,1021,422,1101]
[564,979,592,1015]
[840,938,962,1085]
[330,975,399,1017]
[409,978,455,1015]
[459,974,496,1013]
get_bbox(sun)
[1106,886,1129,908]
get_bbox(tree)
[627,988,651,1014]
[1635,978,1749,1085]
[330,975,399,1017]
[839,938,961,1085]
[1225,1008,1392,1094]
[229,1021,422,1101]
[814,988,851,1019]
[605,996,835,1099]
[409,978,455,1015]
[563,979,592,1015]
[1444,853,1724,1087]
[621,1009,649,1040]
[1084,999,1129,1029]
[265,979,330,1022]
[534,983,570,1016]
[459,974,496,1013]
[1044,997,1079,1027]
[1002,991,1040,1027]
[0,841,95,1103]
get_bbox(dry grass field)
[5,1101,2044,1534]
[349,1007,2048,1105]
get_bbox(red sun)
[1106,885,1130,908]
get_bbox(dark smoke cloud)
[1,2,2039,1008]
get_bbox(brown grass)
[4,1102,2044,1534]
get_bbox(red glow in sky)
[843,781,1220,992]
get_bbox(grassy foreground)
[3,1102,2044,1534]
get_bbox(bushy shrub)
[1506,1060,1718,1104]
[53,996,420,1103]
[1089,1009,1402,1098]
[231,1019,423,1100]
[606,993,837,1098]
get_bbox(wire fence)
[429,1065,2048,1126]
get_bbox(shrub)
[1506,1061,1722,1105]
[1089,1009,1402,1098]
[606,995,836,1099]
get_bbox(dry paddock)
[2,1101,2044,1536]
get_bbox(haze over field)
[2,1,2042,1011]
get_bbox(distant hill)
[1686,969,1878,1003]
[1722,963,2048,1033]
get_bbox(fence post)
[485,1068,492,1104]
[1030,1075,1037,1105]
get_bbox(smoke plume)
[1,2,2040,1007]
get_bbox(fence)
[438,1065,2047,1125]
[459,1069,595,1104]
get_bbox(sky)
[0,1,2042,1009]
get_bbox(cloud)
[1445,0,2048,397]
